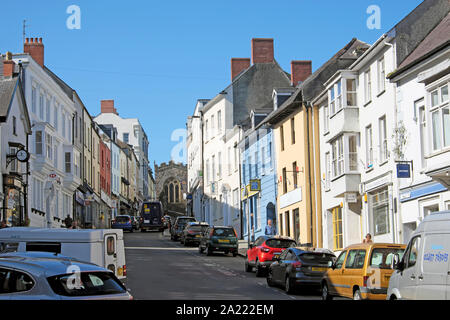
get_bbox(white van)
[0,227,127,280]
[388,210,450,300]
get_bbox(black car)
[267,247,335,294]
[180,222,209,246]
[170,216,196,241]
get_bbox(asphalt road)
[123,230,326,300]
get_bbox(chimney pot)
[290,60,312,86]
[3,54,16,77]
[231,58,251,81]
[24,37,44,67]
[251,38,274,64]
[101,100,118,115]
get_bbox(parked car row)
[169,216,239,257]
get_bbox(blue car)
[111,215,134,232]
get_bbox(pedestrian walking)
[265,219,277,236]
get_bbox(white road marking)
[125,246,198,251]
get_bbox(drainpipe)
[305,102,314,246]
[384,40,398,243]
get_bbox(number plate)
[218,239,230,243]
[144,220,150,223]
[196,235,201,238]
[312,267,327,272]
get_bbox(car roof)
[0,252,108,277]
[291,247,335,255]
[262,235,296,241]
[210,226,234,229]
[342,243,406,250]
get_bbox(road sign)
[397,163,411,178]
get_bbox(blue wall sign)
[397,163,411,178]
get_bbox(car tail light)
[233,228,238,237]
[292,262,303,270]
[210,230,214,237]
[261,247,270,253]
[363,276,369,287]
[188,230,195,234]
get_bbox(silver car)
[0,251,133,300]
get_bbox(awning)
[425,165,450,188]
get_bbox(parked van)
[0,227,127,280]
[321,242,406,300]
[388,210,450,300]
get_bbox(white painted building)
[187,99,208,221]
[12,38,79,228]
[95,100,150,202]
[0,63,32,226]
[202,90,242,234]
[388,13,450,242]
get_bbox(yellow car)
[321,243,406,300]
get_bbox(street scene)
[0,0,449,304]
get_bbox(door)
[327,250,347,296]
[250,237,264,264]
[398,235,422,300]
[415,233,450,300]
[273,250,289,284]
[344,249,367,298]
[105,234,118,276]
[281,250,296,279]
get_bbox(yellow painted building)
[264,88,323,247]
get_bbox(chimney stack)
[101,100,118,115]
[3,52,16,77]
[251,38,274,64]
[291,60,312,86]
[231,58,250,81]
[24,37,44,67]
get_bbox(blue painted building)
[238,112,278,242]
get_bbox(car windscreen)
[370,248,405,269]
[212,228,235,237]
[178,218,195,226]
[265,239,296,248]
[298,252,335,264]
[115,216,130,223]
[47,271,127,297]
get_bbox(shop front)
[2,173,27,227]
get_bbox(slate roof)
[262,38,370,126]
[0,77,17,119]
[389,12,450,78]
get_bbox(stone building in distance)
[154,161,187,215]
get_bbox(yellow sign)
[241,184,260,200]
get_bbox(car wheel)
[232,252,237,257]
[141,229,146,233]
[245,258,252,272]
[266,270,275,287]
[206,246,213,256]
[199,246,204,254]
[255,261,264,277]
[130,228,133,233]
[285,277,295,294]
[184,240,189,247]
[322,282,333,301]
[353,288,362,300]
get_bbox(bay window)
[331,134,359,179]
[323,104,329,133]
[329,81,342,114]
[430,83,449,151]
[46,133,52,160]
[346,79,357,106]
[364,69,372,104]
[378,57,385,93]
[366,125,373,169]
[35,131,43,155]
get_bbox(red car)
[245,236,297,277]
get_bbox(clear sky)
[0,0,423,170]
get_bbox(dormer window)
[329,76,358,116]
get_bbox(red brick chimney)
[291,60,312,86]
[101,100,118,115]
[231,58,250,81]
[24,38,44,68]
[251,38,274,64]
[3,52,15,77]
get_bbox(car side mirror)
[392,254,404,271]
[272,256,279,262]
[328,261,335,269]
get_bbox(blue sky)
[1,0,423,170]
